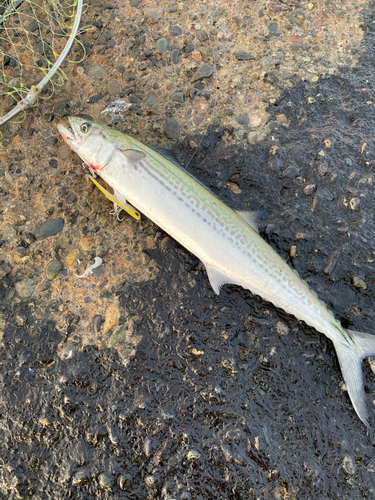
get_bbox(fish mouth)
[57,118,76,146]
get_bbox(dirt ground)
[1,0,375,499]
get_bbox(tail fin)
[334,330,375,428]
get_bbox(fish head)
[57,115,116,173]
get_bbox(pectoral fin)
[119,149,147,164]
[88,175,141,220]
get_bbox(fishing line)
[0,0,91,136]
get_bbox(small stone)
[156,37,168,53]
[144,6,164,23]
[107,79,121,96]
[13,246,26,256]
[21,231,34,244]
[235,114,249,125]
[191,63,213,82]
[269,23,281,35]
[225,428,241,441]
[98,473,113,490]
[196,30,208,41]
[34,218,64,241]
[87,63,106,78]
[351,276,367,290]
[79,237,93,251]
[171,92,184,103]
[130,0,140,6]
[103,304,121,333]
[144,475,158,489]
[54,100,68,116]
[16,314,27,325]
[188,450,201,460]
[15,277,34,298]
[184,43,194,53]
[171,48,179,64]
[289,245,297,258]
[118,474,132,490]
[72,468,91,487]
[0,262,12,279]
[304,184,316,195]
[290,43,302,51]
[163,119,180,139]
[349,197,360,211]
[276,320,290,335]
[315,18,324,27]
[283,166,300,178]
[93,315,102,333]
[65,250,79,267]
[145,91,158,107]
[236,51,255,61]
[342,456,357,475]
[38,281,51,292]
[169,25,182,36]
[45,259,63,280]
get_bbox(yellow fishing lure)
[88,175,141,220]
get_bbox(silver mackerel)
[58,116,375,428]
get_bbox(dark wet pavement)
[2,6,375,500]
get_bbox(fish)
[58,115,375,428]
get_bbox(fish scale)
[58,116,375,429]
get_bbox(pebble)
[98,473,113,490]
[103,304,120,333]
[349,197,360,211]
[283,166,300,178]
[144,6,164,23]
[191,64,213,83]
[351,276,367,290]
[130,0,140,6]
[196,30,208,42]
[79,237,93,251]
[93,315,102,333]
[34,218,64,240]
[54,100,68,116]
[87,63,106,78]
[38,281,51,292]
[145,91,158,107]
[13,246,26,256]
[187,450,201,460]
[156,37,168,53]
[269,22,281,35]
[171,92,184,103]
[236,51,255,61]
[184,43,194,53]
[65,250,79,267]
[236,114,249,125]
[45,259,63,280]
[15,277,34,298]
[72,468,91,487]
[118,474,132,490]
[163,119,180,139]
[169,26,182,36]
[303,184,316,195]
[22,231,34,245]
[171,49,179,64]
[107,324,129,348]
[107,79,121,95]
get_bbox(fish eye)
[80,122,92,134]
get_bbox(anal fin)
[204,263,237,295]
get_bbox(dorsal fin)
[149,146,184,169]
[236,210,265,233]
